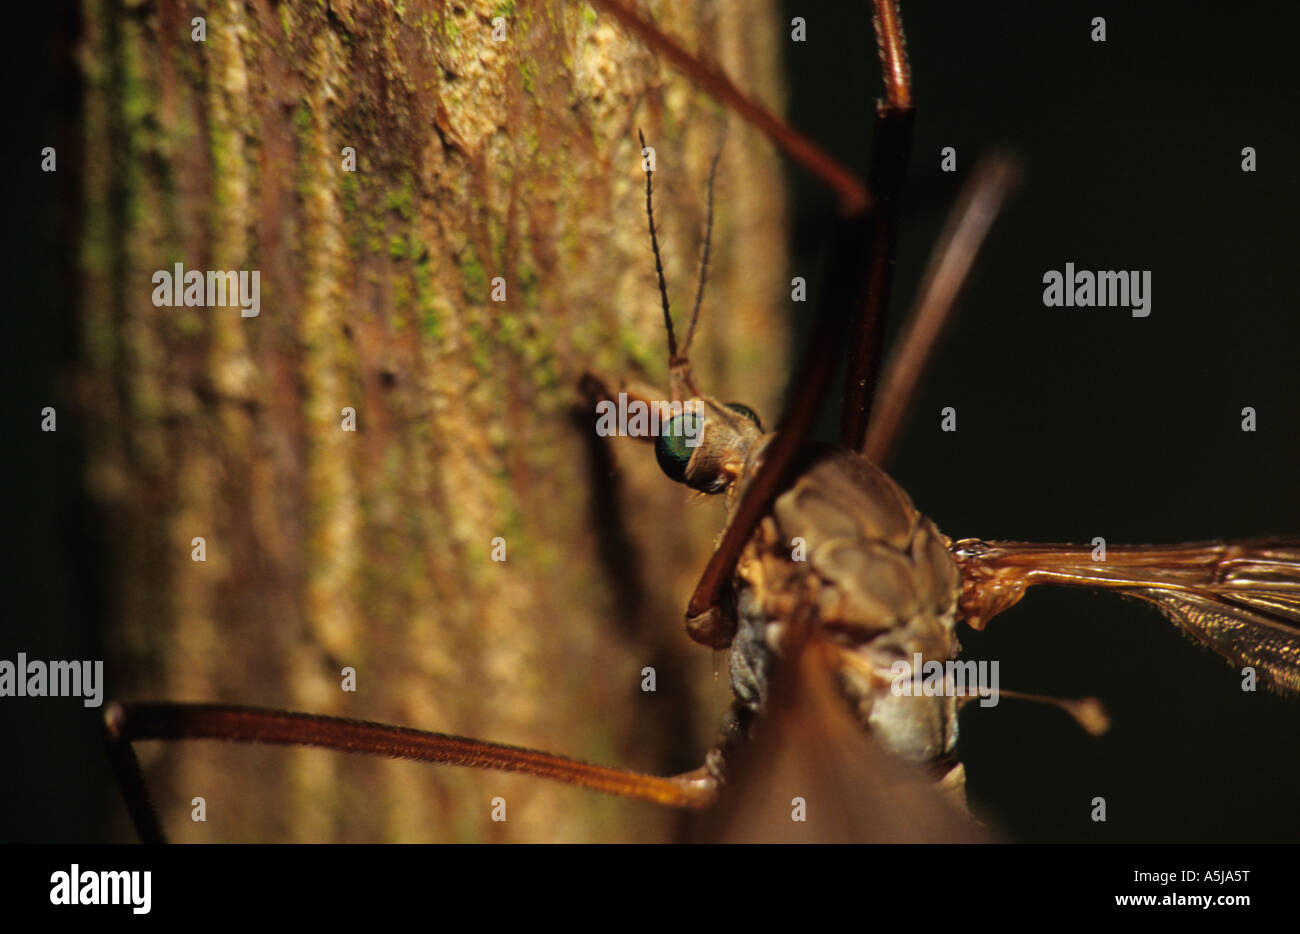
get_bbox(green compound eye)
[654,412,705,484]
[725,402,763,431]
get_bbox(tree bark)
[80,0,788,841]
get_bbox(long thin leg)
[839,0,916,452]
[685,211,871,645]
[104,701,717,842]
[683,1,914,643]
[104,704,167,844]
[591,0,869,213]
[863,153,1020,466]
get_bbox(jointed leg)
[839,0,916,453]
[591,0,869,213]
[105,701,717,843]
[863,154,1020,466]
[683,0,915,642]
[685,211,872,646]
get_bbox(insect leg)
[682,1,918,644]
[685,209,871,645]
[863,153,1020,466]
[104,701,718,843]
[104,704,166,844]
[839,0,916,453]
[591,0,868,212]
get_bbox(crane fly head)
[654,398,764,494]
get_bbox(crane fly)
[100,0,1300,842]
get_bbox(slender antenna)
[639,129,677,363]
[682,146,722,358]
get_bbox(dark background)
[780,0,1300,841]
[2,0,107,842]
[4,0,1298,843]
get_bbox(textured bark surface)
[80,0,788,841]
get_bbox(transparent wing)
[952,538,1300,694]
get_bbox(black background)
[3,0,107,843]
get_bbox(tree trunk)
[80,0,788,841]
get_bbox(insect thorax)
[726,443,964,767]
